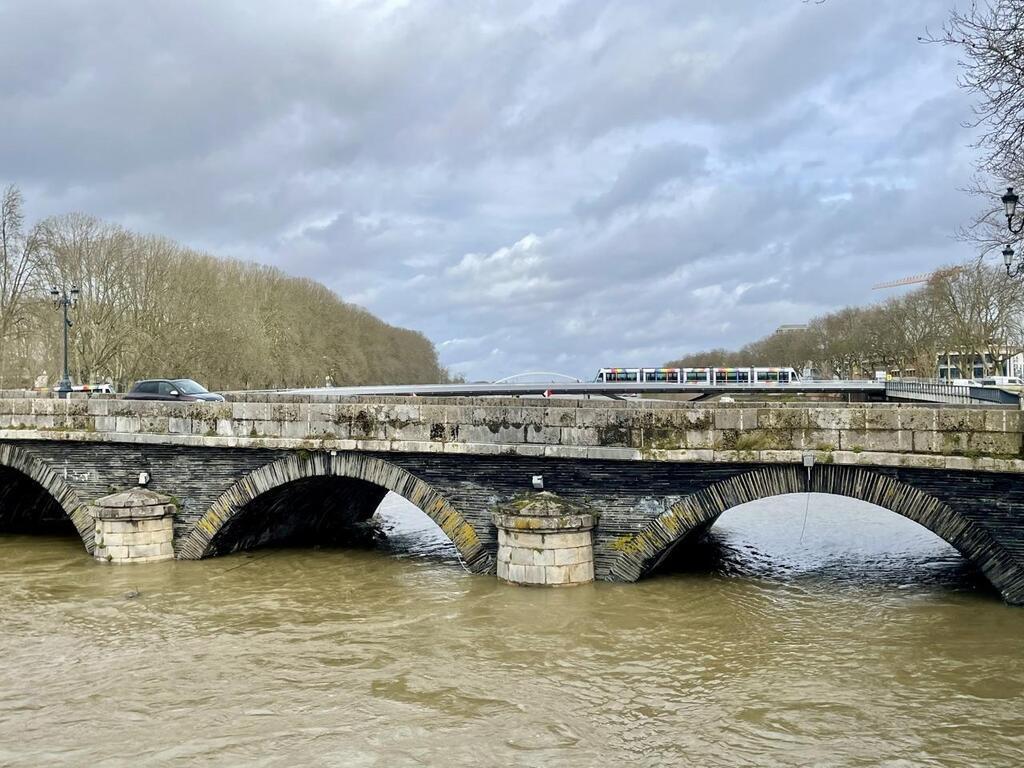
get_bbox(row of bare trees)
[667,261,1024,379]
[0,185,449,391]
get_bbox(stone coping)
[94,488,172,508]
[91,502,176,520]
[492,511,595,531]
[496,492,586,517]
[3,425,1023,475]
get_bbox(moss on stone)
[596,422,631,446]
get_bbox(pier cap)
[492,491,595,531]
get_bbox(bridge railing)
[885,380,1020,406]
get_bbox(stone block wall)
[0,397,1022,473]
[493,493,595,586]
[496,528,594,586]
[94,516,174,563]
[91,489,175,564]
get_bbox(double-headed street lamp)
[50,285,79,398]
[1001,187,1023,276]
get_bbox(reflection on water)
[1,492,1022,767]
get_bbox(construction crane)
[871,266,961,290]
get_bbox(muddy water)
[1,494,1023,767]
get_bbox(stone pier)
[493,493,595,586]
[91,488,176,564]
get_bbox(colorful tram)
[596,367,801,384]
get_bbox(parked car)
[124,378,225,402]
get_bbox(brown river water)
[2,493,1023,767]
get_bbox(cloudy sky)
[1,1,986,381]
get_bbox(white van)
[978,376,1023,387]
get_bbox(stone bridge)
[1,395,1024,603]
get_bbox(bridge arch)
[0,443,93,552]
[607,463,1024,604]
[178,452,492,573]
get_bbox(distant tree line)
[0,185,450,391]
[666,260,1024,379]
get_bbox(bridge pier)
[493,493,595,586]
[91,488,176,564]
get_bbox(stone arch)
[0,443,93,552]
[177,451,492,573]
[607,463,1024,604]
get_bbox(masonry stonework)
[91,488,175,564]
[0,396,1023,603]
[493,493,595,586]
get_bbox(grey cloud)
[575,143,708,218]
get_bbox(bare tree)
[929,258,1024,375]
[924,2,1024,252]
[925,1,1024,182]
[0,186,41,386]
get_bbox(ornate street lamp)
[50,285,79,398]
[1002,187,1023,235]
[1002,245,1024,278]
[999,187,1023,278]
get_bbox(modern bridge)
[243,378,1018,405]
[273,379,888,399]
[0,395,1023,603]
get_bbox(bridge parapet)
[0,397,1022,473]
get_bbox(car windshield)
[172,379,209,395]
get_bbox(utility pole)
[50,285,79,398]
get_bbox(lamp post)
[50,285,79,398]
[1002,187,1023,234]
[1000,187,1024,276]
[1002,244,1024,278]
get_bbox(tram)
[595,367,801,384]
